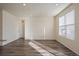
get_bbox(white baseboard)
[2,37,21,46]
[25,39,56,40]
[56,39,79,55]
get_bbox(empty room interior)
[0,3,79,56]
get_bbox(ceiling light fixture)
[23,3,26,6]
[56,4,59,6]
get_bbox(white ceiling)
[0,3,70,17]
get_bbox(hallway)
[0,39,77,56]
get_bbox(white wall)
[25,16,56,40]
[25,17,32,39]
[2,10,19,46]
[17,19,24,38]
[0,7,2,46]
[55,4,79,55]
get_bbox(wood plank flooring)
[35,40,78,56]
[0,39,78,56]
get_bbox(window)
[59,10,75,40]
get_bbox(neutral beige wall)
[55,4,79,55]
[25,16,56,40]
[17,19,24,38]
[2,10,19,46]
[0,9,24,46]
[0,7,2,46]
[25,17,32,39]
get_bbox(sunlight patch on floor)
[32,41,67,56]
[29,42,54,56]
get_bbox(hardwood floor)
[35,40,78,56]
[0,39,78,56]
